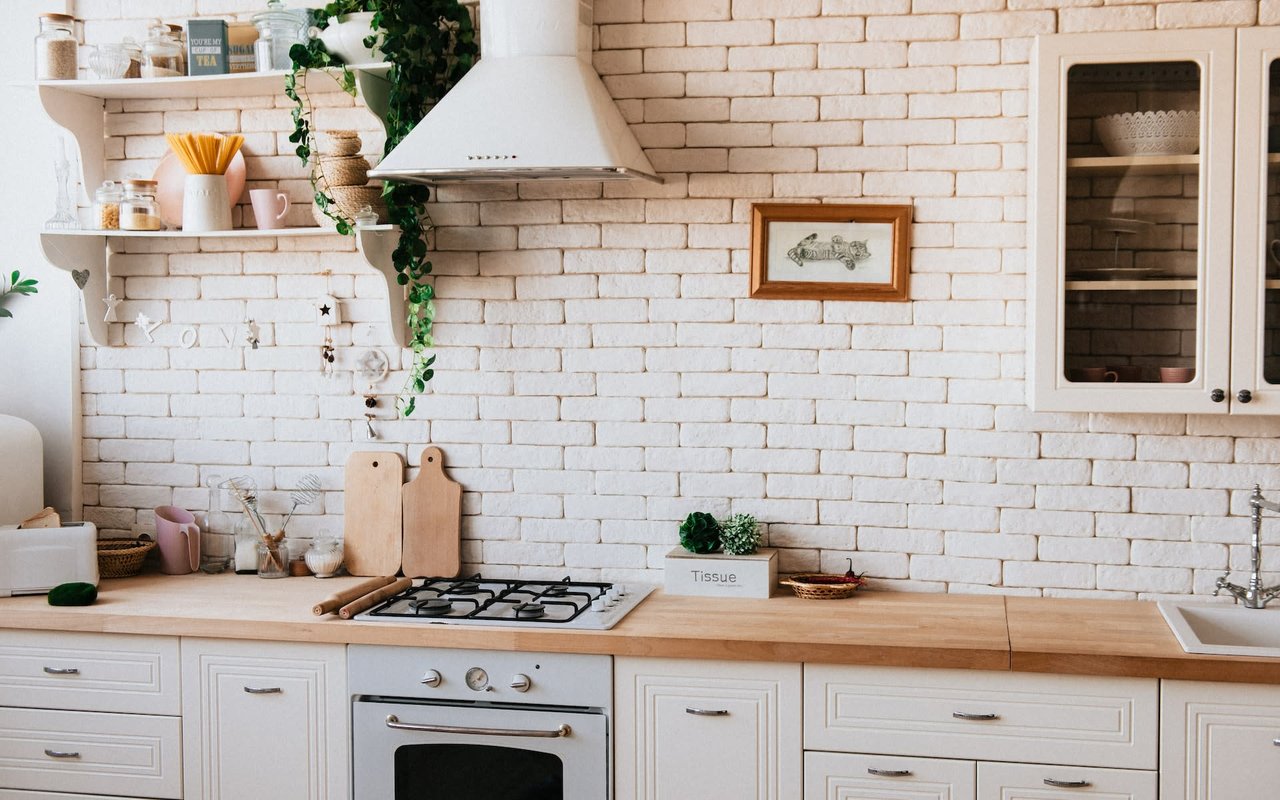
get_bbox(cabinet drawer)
[0,792,153,799]
[805,751,975,800]
[0,631,180,715]
[978,762,1156,799]
[804,665,1157,769]
[0,707,182,798]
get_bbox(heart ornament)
[71,270,90,290]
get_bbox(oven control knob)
[419,670,442,688]
[591,597,609,612]
[509,674,532,693]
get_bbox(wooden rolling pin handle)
[312,575,397,616]
[339,577,413,620]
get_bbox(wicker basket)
[781,573,866,600]
[316,155,370,188]
[97,538,156,579]
[317,130,361,157]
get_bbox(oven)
[350,645,612,800]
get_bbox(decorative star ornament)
[315,294,340,326]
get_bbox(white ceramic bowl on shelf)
[1096,110,1201,156]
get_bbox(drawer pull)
[1043,779,1092,789]
[42,666,79,675]
[685,708,729,716]
[867,768,913,778]
[243,686,283,694]
[952,711,1000,721]
[1274,738,1280,747]
[44,749,81,759]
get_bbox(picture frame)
[749,202,912,301]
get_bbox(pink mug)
[249,189,290,230]
[154,505,201,575]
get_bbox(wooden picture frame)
[750,203,912,301]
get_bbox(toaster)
[0,522,99,597]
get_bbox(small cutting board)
[343,451,404,577]
[401,446,462,578]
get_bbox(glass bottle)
[253,0,309,72]
[142,19,183,78]
[93,181,122,230]
[120,179,161,231]
[35,13,79,80]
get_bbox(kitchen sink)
[1159,602,1280,658]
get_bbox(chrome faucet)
[1215,485,1280,609]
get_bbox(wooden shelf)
[1066,154,1200,175]
[41,226,406,349]
[1065,279,1197,291]
[31,63,390,99]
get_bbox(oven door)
[353,699,608,800]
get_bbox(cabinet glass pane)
[1264,58,1280,385]
[1063,61,1202,384]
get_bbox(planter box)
[664,547,777,599]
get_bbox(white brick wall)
[72,0,1280,597]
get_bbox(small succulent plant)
[678,512,721,554]
[719,513,760,556]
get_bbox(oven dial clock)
[464,667,490,692]
[509,674,532,692]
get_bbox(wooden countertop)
[2,574,1278,682]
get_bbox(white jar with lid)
[35,13,79,80]
[120,179,161,231]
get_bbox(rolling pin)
[339,577,413,620]
[313,575,396,616]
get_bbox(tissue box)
[664,547,777,599]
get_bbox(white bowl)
[1096,110,1200,157]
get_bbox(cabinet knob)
[420,670,442,687]
[509,674,532,692]
[1238,389,1253,404]
[1211,389,1226,403]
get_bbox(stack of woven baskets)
[311,130,388,227]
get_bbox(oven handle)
[385,714,572,739]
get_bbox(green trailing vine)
[288,1,477,417]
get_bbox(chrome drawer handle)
[867,768,912,777]
[386,714,570,739]
[1274,738,1280,746]
[952,711,1000,721]
[43,667,79,675]
[685,708,729,717]
[44,749,81,759]
[1044,779,1092,789]
[243,686,283,694]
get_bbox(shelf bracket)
[38,86,104,205]
[354,69,392,139]
[355,227,408,348]
[40,233,109,346]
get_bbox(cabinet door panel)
[182,639,348,800]
[977,762,1155,799]
[1160,680,1280,800]
[805,751,975,800]
[615,657,801,800]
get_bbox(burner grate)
[363,574,615,625]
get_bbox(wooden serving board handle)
[401,446,462,578]
[343,451,405,577]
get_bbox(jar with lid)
[120,180,161,231]
[35,13,79,80]
[303,538,344,578]
[142,19,183,78]
[253,0,310,72]
[93,181,123,230]
[166,24,188,76]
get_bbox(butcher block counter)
[0,574,1277,683]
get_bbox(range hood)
[368,0,661,185]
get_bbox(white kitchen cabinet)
[614,657,802,800]
[805,751,975,800]
[181,638,349,800]
[1030,27,1280,414]
[1160,679,1280,800]
[977,762,1156,799]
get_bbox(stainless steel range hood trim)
[369,165,664,186]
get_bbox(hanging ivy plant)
[288,0,477,417]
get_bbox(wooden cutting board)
[401,446,462,578]
[343,451,404,577]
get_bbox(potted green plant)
[0,271,39,320]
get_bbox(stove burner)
[513,602,546,619]
[445,580,482,595]
[542,584,569,598]
[411,598,454,616]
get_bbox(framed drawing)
[750,203,912,301]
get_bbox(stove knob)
[614,584,627,597]
[419,670,442,688]
[608,588,622,602]
[591,597,609,612]
[509,674,532,693]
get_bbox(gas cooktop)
[354,575,655,630]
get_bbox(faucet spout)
[1216,485,1280,609]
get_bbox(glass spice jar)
[35,13,79,80]
[120,179,161,231]
[142,19,183,78]
[93,181,122,230]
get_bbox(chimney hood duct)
[367,0,662,185]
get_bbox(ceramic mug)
[1071,367,1118,383]
[1106,365,1144,383]
[155,505,201,575]
[1160,366,1195,383]
[249,189,290,231]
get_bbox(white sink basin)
[1159,601,1280,658]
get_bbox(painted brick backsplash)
[74,0,1280,598]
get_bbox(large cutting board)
[343,451,404,577]
[400,446,462,578]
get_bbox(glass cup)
[257,541,289,578]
